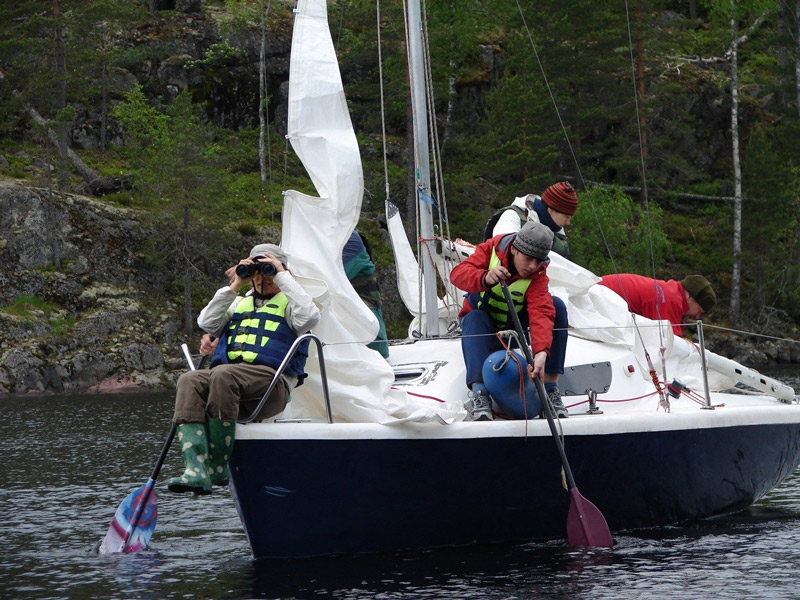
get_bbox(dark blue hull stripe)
[229,423,800,558]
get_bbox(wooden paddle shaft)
[499,283,578,490]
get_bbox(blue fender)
[482,350,543,419]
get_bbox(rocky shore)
[1,179,799,396]
[0,180,191,394]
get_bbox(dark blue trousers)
[461,295,568,387]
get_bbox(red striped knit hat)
[541,181,579,216]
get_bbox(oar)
[499,282,613,547]
[99,344,207,554]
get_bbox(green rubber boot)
[207,419,235,487]
[167,423,212,495]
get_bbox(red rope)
[392,388,445,403]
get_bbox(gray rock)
[120,343,165,371]
[175,0,203,13]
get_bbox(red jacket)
[449,234,555,355]
[597,273,688,335]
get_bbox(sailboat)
[227,0,800,559]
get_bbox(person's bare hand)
[526,351,547,380]
[200,333,218,355]
[484,266,510,287]
[229,257,256,292]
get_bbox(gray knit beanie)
[512,221,553,261]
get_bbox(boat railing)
[238,332,334,424]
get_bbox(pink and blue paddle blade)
[566,488,613,548]
[99,480,158,554]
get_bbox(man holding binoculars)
[167,243,320,495]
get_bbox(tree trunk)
[52,0,70,191]
[100,23,109,153]
[26,101,101,183]
[729,15,742,326]
[183,202,193,336]
[0,68,133,194]
[443,1,456,149]
[796,1,800,122]
[258,0,268,186]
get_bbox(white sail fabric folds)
[278,0,462,423]
[386,203,461,336]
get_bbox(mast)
[406,0,440,336]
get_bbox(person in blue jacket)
[342,230,389,358]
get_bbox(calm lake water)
[4,367,800,599]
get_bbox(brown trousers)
[173,363,290,424]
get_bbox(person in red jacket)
[449,221,568,421]
[597,273,716,336]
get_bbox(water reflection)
[3,379,800,599]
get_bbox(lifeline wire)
[514,1,667,407]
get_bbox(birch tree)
[701,0,773,325]
[730,12,743,325]
[779,0,800,121]
[221,0,274,188]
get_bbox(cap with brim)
[681,275,716,312]
[250,243,289,266]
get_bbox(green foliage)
[1,295,59,317]
[700,0,776,22]
[570,185,670,277]
[111,84,170,150]
[0,293,75,335]
[186,41,244,70]
[741,127,800,318]
[49,314,76,335]
[663,204,731,279]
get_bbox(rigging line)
[376,0,391,205]
[419,0,459,303]
[334,0,346,51]
[402,0,425,320]
[697,322,800,345]
[513,0,584,190]
[419,0,450,242]
[513,0,623,283]
[513,0,665,390]
[260,0,274,227]
[419,1,442,235]
[623,0,668,380]
[623,0,656,281]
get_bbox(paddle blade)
[99,480,158,554]
[566,488,613,548]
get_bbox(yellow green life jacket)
[210,293,309,376]
[467,236,532,329]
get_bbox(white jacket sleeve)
[197,286,241,337]
[275,271,321,335]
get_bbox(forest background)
[1,0,800,387]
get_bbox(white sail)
[278,0,463,423]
